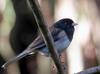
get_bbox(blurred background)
[0,0,100,74]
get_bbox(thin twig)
[27,0,65,74]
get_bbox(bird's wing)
[32,26,63,49]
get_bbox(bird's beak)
[72,23,78,26]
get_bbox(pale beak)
[72,23,78,26]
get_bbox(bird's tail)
[1,36,40,69]
[1,47,35,69]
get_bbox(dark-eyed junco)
[2,18,77,69]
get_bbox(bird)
[2,18,77,69]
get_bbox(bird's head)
[55,18,77,41]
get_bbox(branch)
[75,66,100,74]
[27,0,65,74]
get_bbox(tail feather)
[1,36,40,69]
[1,47,36,69]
